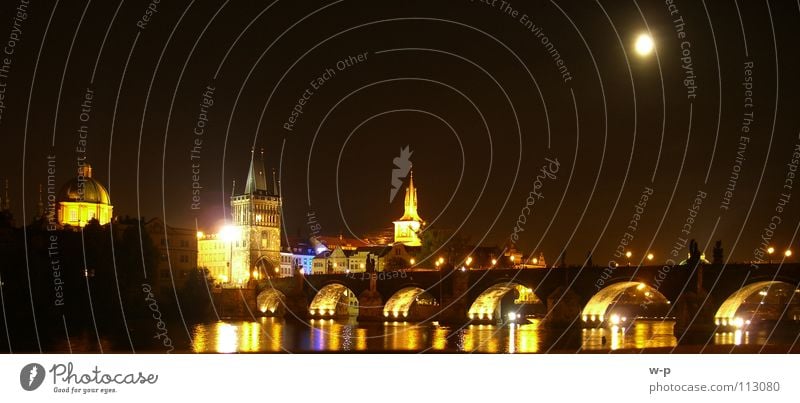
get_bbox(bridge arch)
[257,289,286,316]
[383,287,439,320]
[468,282,543,322]
[582,281,669,325]
[309,283,359,318]
[254,256,278,278]
[715,281,800,328]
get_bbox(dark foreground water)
[6,318,799,353]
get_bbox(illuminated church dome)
[57,164,113,227]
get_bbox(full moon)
[634,33,654,56]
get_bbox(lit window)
[69,208,78,222]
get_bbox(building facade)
[197,233,229,283]
[144,218,198,294]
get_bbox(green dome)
[57,165,111,205]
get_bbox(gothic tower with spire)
[229,149,282,284]
[393,170,424,246]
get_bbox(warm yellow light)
[634,33,654,56]
[465,256,473,266]
[219,225,240,243]
[359,263,365,269]
[510,256,515,262]
[532,258,538,264]
[610,314,621,325]
[491,259,497,266]
[435,262,440,267]
[219,275,228,283]
[196,231,204,239]
[647,253,654,261]
[785,249,792,257]
[333,262,337,268]
[252,270,259,279]
[636,283,646,291]
[274,267,279,273]
[410,258,415,265]
[767,247,775,254]
[625,251,632,259]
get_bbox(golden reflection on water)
[461,324,500,352]
[432,326,448,351]
[383,322,428,350]
[193,319,284,353]
[193,319,685,352]
[714,330,748,345]
[581,321,677,350]
[308,318,367,351]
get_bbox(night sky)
[2,0,800,264]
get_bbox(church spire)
[244,148,269,195]
[399,170,421,222]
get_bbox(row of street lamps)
[621,246,793,266]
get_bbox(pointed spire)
[398,169,421,222]
[272,168,278,196]
[244,147,269,194]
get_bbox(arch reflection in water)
[309,318,367,351]
[468,283,543,322]
[582,282,670,325]
[714,281,800,328]
[383,287,438,320]
[383,321,428,350]
[309,284,359,318]
[581,321,676,350]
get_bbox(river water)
[186,318,796,353]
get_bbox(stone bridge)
[218,263,800,332]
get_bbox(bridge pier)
[358,273,383,320]
[212,287,258,318]
[543,286,582,328]
[434,269,469,323]
[673,289,716,334]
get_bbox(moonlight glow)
[634,33,654,56]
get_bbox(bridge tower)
[229,149,282,283]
